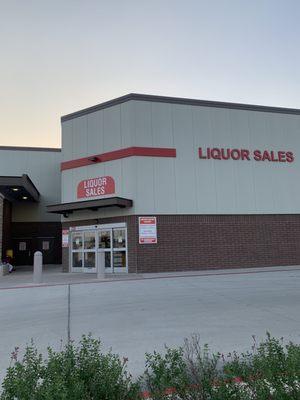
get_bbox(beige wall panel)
[172,105,197,214]
[61,120,73,162]
[103,106,122,152]
[133,101,153,147]
[153,158,176,213]
[72,116,87,159]
[135,157,155,214]
[151,102,173,147]
[0,149,61,222]
[120,158,136,201]
[192,107,217,213]
[210,108,237,213]
[61,169,74,203]
[86,112,103,156]
[120,102,135,148]
[248,112,276,213]
[227,109,256,213]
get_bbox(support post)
[33,251,43,284]
[97,252,105,279]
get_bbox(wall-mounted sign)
[199,148,294,163]
[42,241,50,251]
[62,229,69,248]
[19,242,26,251]
[139,217,157,244]
[77,176,115,199]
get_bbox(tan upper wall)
[61,95,300,219]
[0,147,61,222]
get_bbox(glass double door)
[71,227,127,273]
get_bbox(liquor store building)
[47,93,300,274]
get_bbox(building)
[0,146,61,265]
[46,93,300,274]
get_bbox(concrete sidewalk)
[1,264,300,289]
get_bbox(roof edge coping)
[61,93,300,122]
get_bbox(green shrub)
[140,334,300,399]
[2,334,300,399]
[1,335,140,400]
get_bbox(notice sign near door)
[139,217,157,244]
[77,176,115,199]
[62,229,69,248]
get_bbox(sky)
[0,0,299,148]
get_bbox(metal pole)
[33,251,43,284]
[67,284,71,344]
[97,252,105,279]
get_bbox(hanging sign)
[62,229,69,248]
[77,176,115,199]
[139,217,157,244]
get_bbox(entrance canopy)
[47,197,133,217]
[0,174,40,202]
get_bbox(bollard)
[97,252,105,279]
[33,251,43,284]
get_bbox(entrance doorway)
[36,237,56,264]
[70,224,127,273]
[13,238,33,265]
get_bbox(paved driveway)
[0,267,300,382]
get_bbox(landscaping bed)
[1,333,299,399]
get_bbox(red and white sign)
[139,217,157,244]
[77,176,115,199]
[62,229,69,248]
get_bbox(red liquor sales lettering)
[199,148,294,163]
[77,176,115,199]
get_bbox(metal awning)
[47,197,133,216]
[0,174,40,202]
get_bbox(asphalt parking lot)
[0,266,300,383]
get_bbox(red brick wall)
[63,214,300,273]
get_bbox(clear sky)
[1,0,299,148]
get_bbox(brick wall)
[136,215,300,273]
[63,214,300,273]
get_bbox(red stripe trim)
[61,146,176,171]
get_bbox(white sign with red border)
[139,217,157,244]
[62,229,69,248]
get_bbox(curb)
[0,266,300,291]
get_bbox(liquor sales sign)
[199,148,294,162]
[77,176,115,199]
[139,217,157,244]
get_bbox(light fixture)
[22,196,28,200]
[88,156,100,162]
[12,188,19,192]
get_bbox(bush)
[1,335,140,400]
[1,334,300,399]
[139,334,300,399]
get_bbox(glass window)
[84,231,95,250]
[84,252,95,269]
[113,251,126,269]
[105,252,111,269]
[72,233,83,250]
[113,229,126,249]
[73,252,83,268]
[99,230,111,249]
